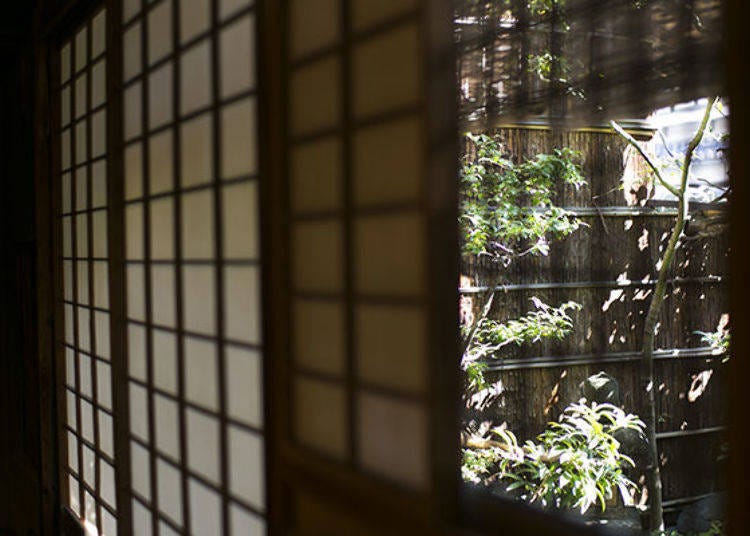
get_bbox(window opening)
[455,1,730,534]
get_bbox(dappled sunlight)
[602,289,625,312]
[687,370,714,402]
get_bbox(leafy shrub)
[462,298,582,390]
[463,401,645,514]
[460,134,586,264]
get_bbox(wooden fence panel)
[462,126,730,505]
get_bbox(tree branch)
[610,120,680,198]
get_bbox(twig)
[610,120,680,197]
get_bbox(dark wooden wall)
[0,1,44,534]
[462,127,729,508]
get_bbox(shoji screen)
[120,0,265,534]
[57,8,119,535]
[285,0,433,490]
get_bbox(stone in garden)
[676,493,726,535]
[582,371,621,406]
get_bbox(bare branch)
[610,120,680,197]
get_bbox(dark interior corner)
[0,1,43,534]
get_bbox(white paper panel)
[225,346,263,427]
[125,142,144,200]
[123,0,141,23]
[231,505,266,536]
[354,212,425,296]
[83,445,95,486]
[123,21,143,81]
[92,210,108,258]
[180,0,210,44]
[66,348,76,388]
[93,261,109,309]
[131,440,152,500]
[95,310,111,359]
[219,15,255,98]
[132,498,153,536]
[103,510,118,536]
[223,266,262,343]
[180,40,211,116]
[61,43,71,84]
[69,477,81,516]
[186,409,220,483]
[153,329,178,394]
[124,82,143,140]
[75,26,88,72]
[126,202,144,260]
[92,160,107,207]
[92,110,107,158]
[67,431,78,473]
[100,459,116,507]
[76,167,88,211]
[151,265,177,327]
[92,10,106,57]
[77,261,89,304]
[92,59,106,108]
[228,426,265,508]
[290,137,342,213]
[127,263,146,321]
[76,213,89,258]
[180,113,213,187]
[64,260,74,301]
[62,87,71,127]
[357,393,428,489]
[189,480,221,536]
[290,58,340,136]
[62,172,72,213]
[289,0,339,59]
[182,265,216,334]
[292,220,344,293]
[150,197,175,260]
[293,299,345,375]
[148,63,174,130]
[221,179,259,260]
[149,130,175,194]
[352,25,420,118]
[351,0,419,31]
[160,521,180,536]
[353,116,421,206]
[130,382,150,441]
[220,98,257,179]
[157,458,184,525]
[184,336,218,409]
[75,72,88,119]
[80,353,92,397]
[155,395,180,458]
[81,399,95,442]
[99,411,114,457]
[148,0,173,65]
[76,119,88,166]
[96,360,113,409]
[65,303,75,344]
[84,491,97,527]
[128,322,148,381]
[77,306,91,352]
[62,129,72,170]
[219,0,250,21]
[294,377,348,459]
[67,391,78,429]
[63,216,73,257]
[180,189,215,259]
